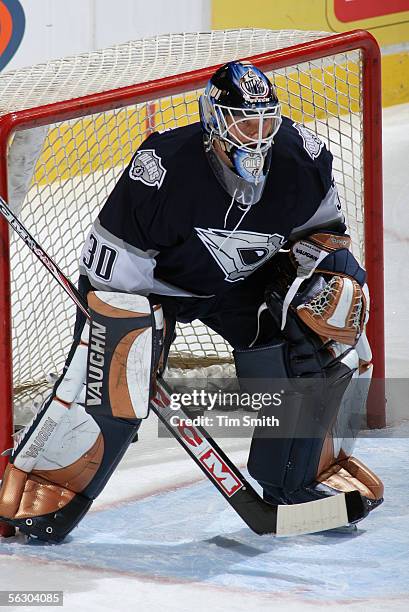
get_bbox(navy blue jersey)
[80,117,344,297]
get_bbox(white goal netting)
[0,29,366,420]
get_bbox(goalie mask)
[199,61,282,206]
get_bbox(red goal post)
[0,29,385,493]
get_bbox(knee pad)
[0,292,163,541]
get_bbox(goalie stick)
[0,196,368,536]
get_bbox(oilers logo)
[195,227,284,282]
[293,122,324,160]
[129,149,167,189]
[239,69,269,102]
[242,154,263,177]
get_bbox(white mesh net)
[0,29,334,116]
[0,29,366,420]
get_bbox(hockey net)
[0,29,384,432]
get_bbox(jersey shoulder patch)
[292,122,324,160]
[129,149,167,189]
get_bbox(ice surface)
[1,104,409,612]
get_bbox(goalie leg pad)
[315,362,383,510]
[0,463,93,542]
[236,340,353,504]
[235,296,383,511]
[0,408,139,541]
[86,291,164,420]
[0,292,162,541]
[0,389,113,541]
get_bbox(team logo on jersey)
[293,122,324,160]
[239,69,269,102]
[129,149,167,188]
[195,227,284,282]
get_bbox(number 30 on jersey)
[82,233,118,281]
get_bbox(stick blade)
[275,491,367,537]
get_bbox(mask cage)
[213,103,282,153]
